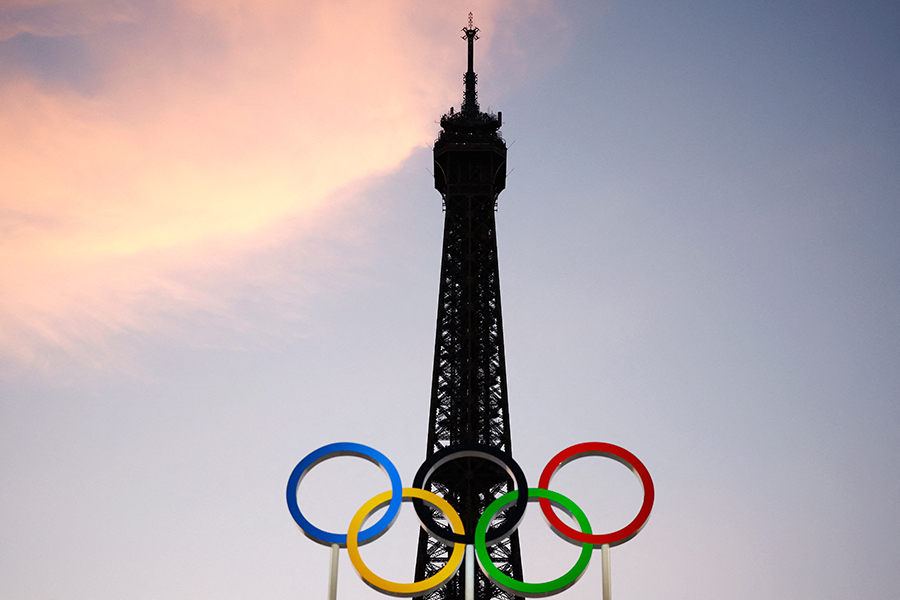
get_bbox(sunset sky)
[1,1,899,599]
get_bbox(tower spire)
[461,12,480,115]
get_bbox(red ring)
[538,442,654,546]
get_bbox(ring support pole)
[601,543,611,600]
[465,545,475,600]
[328,544,339,600]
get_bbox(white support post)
[328,543,339,600]
[465,544,475,600]
[601,543,611,600]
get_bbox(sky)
[1,0,898,599]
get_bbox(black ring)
[412,442,528,545]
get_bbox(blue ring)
[286,442,403,547]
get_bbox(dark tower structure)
[414,15,523,600]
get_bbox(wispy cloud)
[0,0,510,371]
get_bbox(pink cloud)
[0,0,519,372]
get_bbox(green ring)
[474,488,594,597]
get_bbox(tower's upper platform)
[435,13,503,144]
[433,14,506,195]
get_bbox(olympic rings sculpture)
[287,441,654,598]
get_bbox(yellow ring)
[347,487,466,597]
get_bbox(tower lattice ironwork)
[414,15,523,600]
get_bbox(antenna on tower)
[461,12,480,115]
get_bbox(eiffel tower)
[413,14,523,600]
